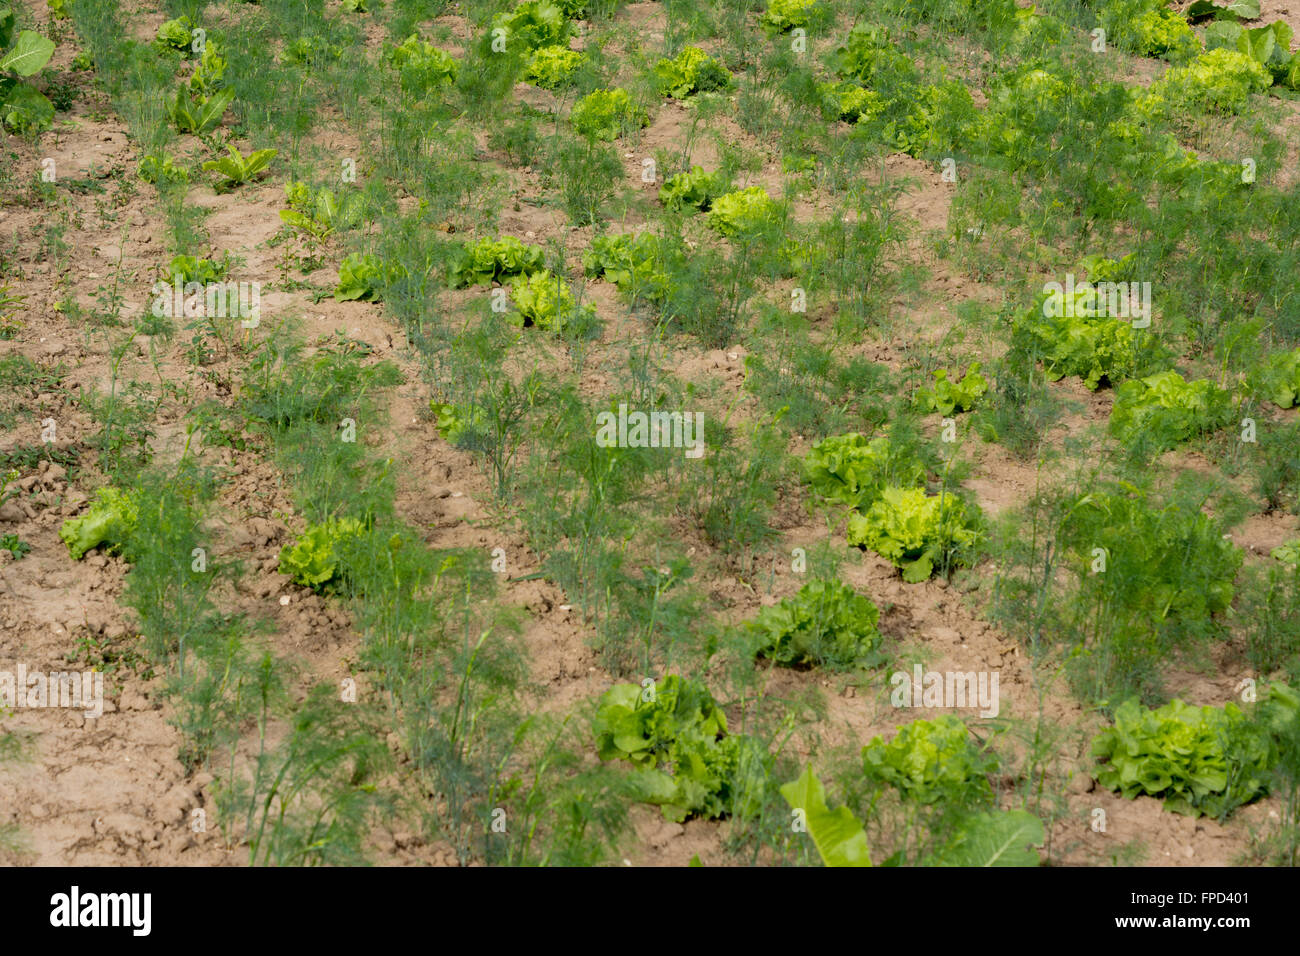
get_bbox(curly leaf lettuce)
[861,714,997,806]
[594,675,769,821]
[1092,695,1282,818]
[847,486,982,582]
[59,487,140,561]
[745,578,882,668]
[278,517,366,592]
[801,432,927,511]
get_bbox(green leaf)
[0,82,53,132]
[193,87,234,133]
[1205,20,1246,50]
[933,810,1044,866]
[0,30,56,77]
[779,765,872,867]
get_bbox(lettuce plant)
[915,363,987,415]
[507,270,594,331]
[1012,297,1138,390]
[570,87,648,141]
[818,81,884,123]
[333,253,387,302]
[167,254,229,284]
[1091,688,1298,818]
[1109,369,1235,450]
[1145,48,1272,115]
[1272,540,1300,565]
[1096,0,1200,61]
[279,517,366,592]
[594,675,770,822]
[760,0,819,35]
[801,432,926,511]
[833,24,920,90]
[279,180,363,238]
[430,400,487,446]
[448,236,545,288]
[526,45,583,89]
[861,715,997,807]
[388,34,458,94]
[1248,347,1300,409]
[491,1,571,55]
[653,46,732,99]
[60,487,140,561]
[581,232,673,301]
[0,10,56,134]
[745,578,883,668]
[281,35,342,67]
[1057,486,1243,626]
[138,152,189,185]
[828,24,979,156]
[705,186,781,237]
[1203,17,1300,90]
[188,39,226,96]
[658,166,728,212]
[846,486,982,582]
[155,16,196,54]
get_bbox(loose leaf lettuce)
[760,0,819,35]
[1092,694,1286,818]
[491,1,571,55]
[915,363,988,415]
[570,87,648,141]
[1272,540,1300,565]
[862,715,998,806]
[594,675,770,821]
[705,186,781,237]
[526,44,583,89]
[279,517,366,591]
[333,253,388,302]
[581,233,676,302]
[60,487,140,561]
[1248,346,1300,408]
[658,166,728,212]
[388,34,458,93]
[745,578,883,668]
[1012,297,1139,390]
[847,486,982,582]
[654,46,732,99]
[801,432,927,511]
[506,269,594,331]
[1109,369,1235,450]
[448,236,545,288]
